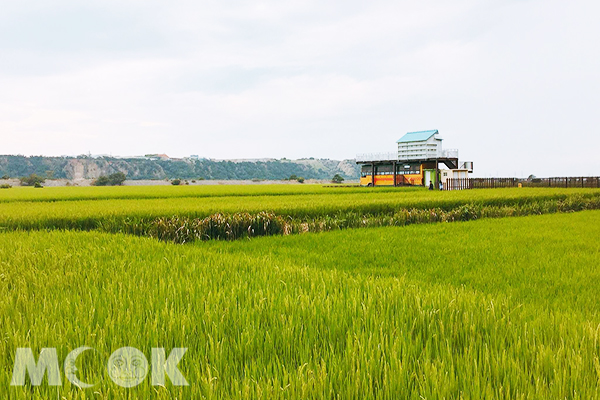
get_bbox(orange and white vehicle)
[359,163,423,187]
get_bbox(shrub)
[171,179,181,186]
[93,172,126,186]
[0,184,11,189]
[289,174,298,181]
[148,212,288,243]
[20,174,45,187]
[1,174,9,180]
[34,182,43,188]
[109,172,126,186]
[332,174,345,184]
[94,176,110,186]
[297,177,305,184]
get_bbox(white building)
[397,130,443,160]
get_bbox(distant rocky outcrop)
[0,155,360,181]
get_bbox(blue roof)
[397,130,439,143]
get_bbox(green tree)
[20,174,45,187]
[108,172,126,186]
[93,172,126,186]
[332,174,345,184]
[94,176,110,186]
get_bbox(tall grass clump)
[99,212,291,243]
[111,194,600,243]
[146,212,289,243]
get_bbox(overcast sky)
[1,0,599,177]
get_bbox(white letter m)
[10,348,62,386]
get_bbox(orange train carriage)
[359,163,424,187]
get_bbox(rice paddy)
[1,186,599,232]
[1,185,600,399]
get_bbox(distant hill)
[0,155,360,181]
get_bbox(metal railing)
[357,149,458,162]
[441,149,458,158]
[355,152,397,162]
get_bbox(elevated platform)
[356,157,459,170]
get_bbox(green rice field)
[1,186,599,230]
[2,185,600,399]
